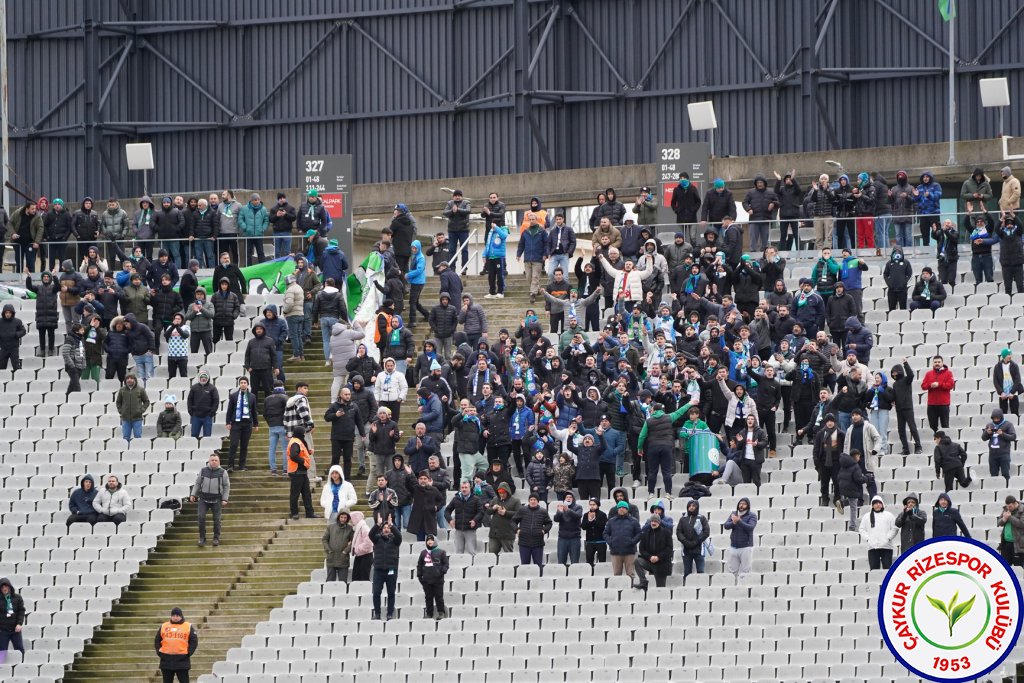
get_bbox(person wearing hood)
[23,267,58,356]
[116,372,150,441]
[385,203,415,271]
[0,303,25,377]
[457,292,488,348]
[742,175,778,253]
[72,196,100,260]
[889,360,923,455]
[404,239,430,329]
[321,508,355,583]
[830,174,856,249]
[576,496,608,565]
[881,169,912,248]
[256,303,289,384]
[183,286,213,360]
[932,493,971,538]
[993,348,1024,416]
[856,495,897,569]
[262,381,289,474]
[997,495,1024,566]
[67,474,99,528]
[636,237,670,297]
[346,510,373,582]
[93,474,131,524]
[428,292,459,360]
[57,321,86,394]
[913,170,942,246]
[0,575,25,660]
[186,371,219,439]
[312,277,347,364]
[189,453,229,547]
[982,408,1016,486]
[243,321,278,406]
[836,449,867,530]
[416,533,450,619]
[804,173,835,250]
[318,238,348,290]
[960,166,993,214]
[995,210,1024,296]
[592,188,625,226]
[723,496,757,578]
[1000,165,1021,213]
[610,486,640,521]
[894,493,927,550]
[321,465,357,522]
[634,512,673,589]
[881,247,913,311]
[676,499,710,576]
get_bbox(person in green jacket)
[810,248,841,305]
[115,373,151,442]
[637,398,697,500]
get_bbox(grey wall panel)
[5,0,1024,200]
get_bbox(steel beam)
[871,0,951,59]
[526,6,558,80]
[565,6,629,90]
[973,3,1024,64]
[637,0,697,89]
[347,21,447,103]
[247,21,343,118]
[98,40,133,114]
[709,0,770,76]
[139,39,237,118]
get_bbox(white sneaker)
[324,361,331,367]
[664,494,674,501]
[646,493,655,502]
[495,293,504,298]
[483,294,494,299]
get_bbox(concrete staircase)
[62,273,535,681]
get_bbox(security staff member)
[288,424,318,519]
[155,607,197,683]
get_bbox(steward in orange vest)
[154,607,198,682]
[288,424,318,519]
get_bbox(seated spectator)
[66,474,99,528]
[156,395,183,439]
[93,474,131,525]
[909,266,945,311]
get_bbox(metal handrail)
[446,228,479,271]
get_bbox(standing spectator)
[734,414,768,488]
[389,201,417,270]
[581,497,608,565]
[325,387,365,480]
[933,430,971,491]
[483,223,509,298]
[480,191,506,244]
[997,495,1024,567]
[322,510,354,583]
[191,199,220,268]
[217,190,243,264]
[871,172,893,255]
[890,360,923,455]
[66,474,99,528]
[329,321,365,399]
[369,521,402,620]
[154,197,185,267]
[238,193,269,266]
[837,450,867,530]
[424,232,453,273]
[269,193,296,258]
[517,216,548,304]
[163,313,190,380]
[634,514,673,589]
[723,497,757,580]
[633,187,658,228]
[513,492,552,572]
[485,483,520,555]
[445,479,484,553]
[742,175,777,253]
[212,252,246,301]
[994,348,1023,416]
[367,407,401,489]
[282,275,306,361]
[852,172,877,249]
[98,197,130,264]
[116,373,150,442]
[553,492,583,565]
[44,199,75,272]
[312,278,347,364]
[967,204,996,284]
[604,500,642,583]
[676,500,710,577]
[350,512,373,581]
[296,189,331,241]
[772,171,802,251]
[225,377,259,471]
[671,173,702,241]
[812,414,844,508]
[996,212,1024,297]
[405,240,430,329]
[895,494,927,550]
[59,322,86,395]
[545,212,576,279]
[700,178,736,232]
[887,170,915,248]
[286,425,317,520]
[913,171,942,246]
[921,355,955,433]
[832,175,856,250]
[0,578,25,660]
[211,278,241,344]
[858,496,898,570]
[932,493,971,538]
[882,249,912,311]
[184,288,213,361]
[189,454,229,548]
[443,189,471,270]
[430,293,459,359]
[416,535,449,619]
[263,382,288,474]
[243,322,278,405]
[0,304,26,376]
[6,201,42,273]
[154,607,197,683]
[24,269,59,356]
[982,408,1016,486]
[321,465,357,521]
[960,167,993,213]
[186,371,219,440]
[457,293,488,348]
[1000,166,1021,214]
[93,474,131,525]
[374,358,408,424]
[636,400,694,500]
[595,188,625,226]
[805,174,835,251]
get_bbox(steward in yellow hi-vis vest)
[154,607,198,683]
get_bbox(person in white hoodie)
[858,495,898,570]
[320,465,357,521]
[92,474,132,525]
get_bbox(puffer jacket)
[58,261,83,308]
[914,172,942,215]
[553,500,583,539]
[92,477,132,516]
[603,511,641,555]
[244,326,278,370]
[184,298,214,333]
[322,515,354,568]
[742,176,777,221]
[211,282,241,325]
[99,205,131,240]
[676,502,710,553]
[457,294,487,335]
[895,500,927,549]
[844,316,873,362]
[858,496,898,550]
[512,504,552,547]
[836,453,866,500]
[312,286,346,321]
[932,493,971,538]
[238,201,269,237]
[429,296,459,339]
[329,322,365,377]
[700,188,736,223]
[444,492,484,531]
[723,498,758,549]
[26,273,60,329]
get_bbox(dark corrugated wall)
[5,0,1024,200]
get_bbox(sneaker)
[900,449,910,456]
[484,294,494,299]
[198,540,205,547]
[664,494,674,501]
[834,499,845,515]
[371,610,381,620]
[646,493,655,502]
[636,582,649,591]
[357,466,366,477]
[212,538,220,547]
[385,613,394,622]
[615,469,626,477]
[495,293,504,298]
[287,356,301,361]
[324,361,331,366]
[914,445,923,454]
[291,514,300,520]
[237,467,247,471]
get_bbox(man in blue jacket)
[517,218,548,304]
[405,240,429,329]
[604,500,642,584]
[723,496,757,579]
[914,171,942,247]
[416,387,445,442]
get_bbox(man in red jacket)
[921,355,955,433]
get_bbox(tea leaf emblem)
[927,590,976,637]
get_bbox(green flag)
[938,0,955,21]
[195,257,297,296]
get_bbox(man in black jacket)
[325,387,365,480]
[634,515,673,589]
[933,430,972,492]
[269,193,296,258]
[186,371,219,439]
[513,492,553,572]
[212,252,246,301]
[369,521,403,620]
[154,606,197,683]
[244,322,278,405]
[445,479,485,555]
[0,577,26,659]
[671,173,702,241]
[996,213,1024,296]
[773,171,802,251]
[416,535,450,620]
[224,377,259,471]
[676,500,710,576]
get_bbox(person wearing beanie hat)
[156,605,198,680]
[156,392,183,438]
[1000,166,1020,214]
[983,407,1016,486]
[998,495,1024,566]
[896,493,927,550]
[603,498,642,583]
[909,265,946,312]
[634,511,673,589]
[700,177,735,232]
[512,489,552,572]
[553,492,584,565]
[671,171,702,239]
[580,496,609,565]
[813,411,845,508]
[297,188,331,242]
[993,348,1023,416]
[415,533,449,619]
